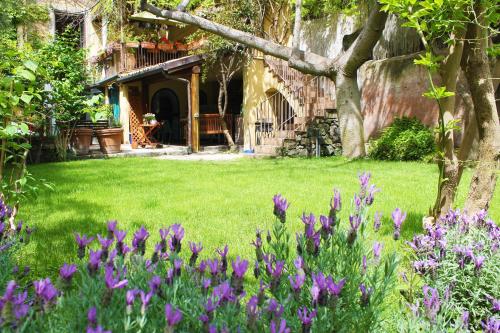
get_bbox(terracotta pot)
[72,128,93,155]
[125,42,140,48]
[175,43,187,51]
[141,41,156,49]
[158,43,174,51]
[95,128,123,154]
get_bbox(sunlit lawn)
[19,156,499,279]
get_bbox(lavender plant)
[0,173,399,332]
[400,209,500,331]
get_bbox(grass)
[18,156,499,279]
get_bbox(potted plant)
[158,39,174,51]
[175,41,188,51]
[72,95,109,155]
[141,40,156,49]
[143,112,156,125]
[95,115,123,154]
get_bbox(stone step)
[254,144,280,156]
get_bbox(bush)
[0,173,399,332]
[369,117,436,161]
[400,209,500,331]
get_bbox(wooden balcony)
[92,41,200,83]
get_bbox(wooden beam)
[191,66,201,152]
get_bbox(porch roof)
[117,54,203,84]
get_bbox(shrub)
[0,173,399,332]
[400,209,500,331]
[369,117,436,161]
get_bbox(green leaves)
[422,86,454,100]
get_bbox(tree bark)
[142,0,388,158]
[462,5,500,214]
[217,79,236,148]
[432,32,464,216]
[335,74,366,157]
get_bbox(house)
[33,1,476,157]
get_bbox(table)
[141,123,161,145]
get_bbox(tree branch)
[142,1,334,76]
[176,0,191,11]
[338,2,388,76]
[292,0,302,53]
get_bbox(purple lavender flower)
[132,226,149,255]
[373,242,383,260]
[59,263,77,282]
[319,215,333,239]
[12,291,29,319]
[207,258,219,276]
[462,311,469,328]
[482,317,500,333]
[189,241,203,266]
[491,298,500,312]
[473,255,485,272]
[87,249,102,275]
[246,295,259,328]
[391,208,407,240]
[273,194,289,223]
[301,213,316,232]
[358,171,371,191]
[297,306,317,333]
[126,289,138,307]
[149,275,162,294]
[253,260,260,278]
[373,212,382,232]
[106,220,117,239]
[270,318,290,333]
[364,184,379,206]
[251,229,264,262]
[326,277,345,297]
[104,265,128,290]
[422,286,440,322]
[3,280,17,300]
[359,283,373,307]
[217,245,229,276]
[88,307,97,326]
[347,215,361,245]
[329,188,341,219]
[33,278,58,304]
[231,256,249,279]
[267,298,284,319]
[174,259,183,277]
[353,194,362,211]
[362,255,367,274]
[289,274,305,293]
[140,290,153,313]
[165,303,183,328]
[97,234,114,261]
[114,230,127,255]
[171,224,184,253]
[312,272,329,306]
[75,233,94,259]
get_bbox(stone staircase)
[253,56,337,156]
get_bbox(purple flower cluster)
[273,194,289,223]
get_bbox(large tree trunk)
[462,5,500,214]
[432,32,464,216]
[141,0,388,158]
[335,74,366,157]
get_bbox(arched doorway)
[151,88,181,144]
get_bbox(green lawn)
[19,157,499,278]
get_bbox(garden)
[1,0,499,332]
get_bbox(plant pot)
[72,128,93,155]
[95,128,123,154]
[158,43,174,51]
[141,41,156,49]
[175,43,187,51]
[125,42,140,48]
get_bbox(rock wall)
[279,110,342,157]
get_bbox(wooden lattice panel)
[128,96,150,145]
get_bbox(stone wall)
[279,110,342,157]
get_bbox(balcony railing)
[91,41,200,83]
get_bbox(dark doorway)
[151,88,181,144]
